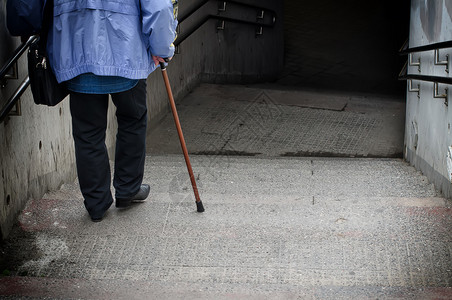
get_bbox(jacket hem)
[55,65,158,83]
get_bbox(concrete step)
[1,155,451,299]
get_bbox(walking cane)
[159,62,205,213]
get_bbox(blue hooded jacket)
[47,0,178,83]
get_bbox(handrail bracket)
[218,1,227,12]
[433,82,448,106]
[434,49,449,73]
[409,80,420,99]
[409,53,421,73]
[217,20,225,31]
[9,100,21,117]
[255,26,263,36]
[1,62,18,88]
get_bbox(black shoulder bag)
[27,0,68,106]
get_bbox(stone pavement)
[0,84,451,299]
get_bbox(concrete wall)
[0,0,283,239]
[0,0,75,239]
[0,38,118,241]
[405,0,452,199]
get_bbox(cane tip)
[196,201,205,213]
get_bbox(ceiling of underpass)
[280,0,411,96]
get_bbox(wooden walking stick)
[159,62,205,212]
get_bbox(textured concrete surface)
[147,83,405,158]
[1,84,451,299]
[0,155,451,299]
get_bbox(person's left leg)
[69,92,113,220]
[110,80,148,202]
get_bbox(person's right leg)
[110,80,149,206]
[70,92,113,220]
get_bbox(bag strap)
[38,0,54,53]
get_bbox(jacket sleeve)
[6,0,45,36]
[141,0,178,59]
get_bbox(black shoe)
[91,216,103,222]
[91,210,107,222]
[90,201,112,222]
[116,184,150,208]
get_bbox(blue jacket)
[47,0,178,83]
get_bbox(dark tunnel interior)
[281,0,411,97]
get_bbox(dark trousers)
[69,80,147,218]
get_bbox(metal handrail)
[178,0,209,23]
[178,0,276,24]
[398,39,451,105]
[399,39,452,55]
[398,38,452,85]
[0,36,38,81]
[398,61,452,85]
[176,0,276,47]
[0,35,38,124]
[175,14,275,47]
